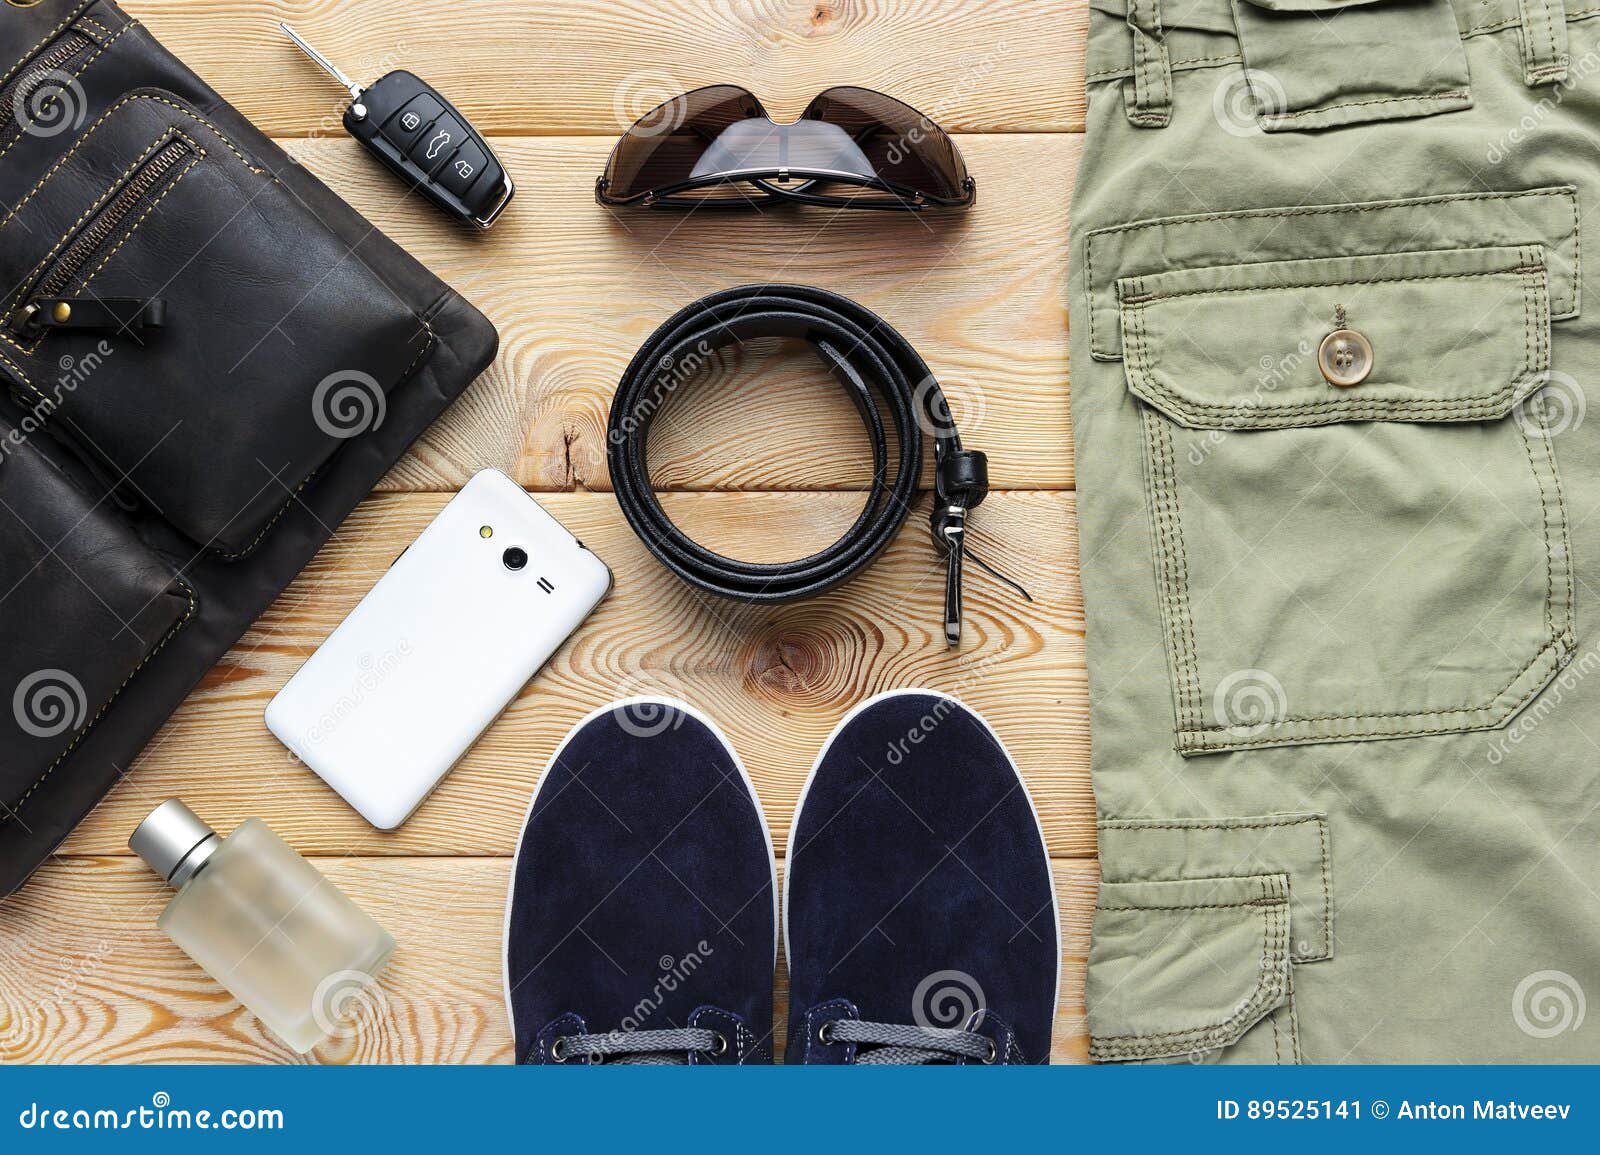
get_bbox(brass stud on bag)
[51,301,72,324]
[1319,304,1372,388]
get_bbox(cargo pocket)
[1110,236,1574,754]
[1229,0,1471,131]
[1087,873,1298,1063]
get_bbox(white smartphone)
[265,469,611,829]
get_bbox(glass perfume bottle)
[130,799,396,1053]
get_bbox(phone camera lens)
[503,547,528,571]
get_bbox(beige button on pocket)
[1318,329,1373,387]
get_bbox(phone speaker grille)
[537,577,555,594]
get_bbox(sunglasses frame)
[595,84,977,212]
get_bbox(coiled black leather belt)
[608,284,1020,645]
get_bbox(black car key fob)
[281,24,514,229]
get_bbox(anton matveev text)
[1396,1101,1571,1121]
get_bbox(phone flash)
[479,525,494,539]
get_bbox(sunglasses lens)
[602,85,761,201]
[805,87,969,201]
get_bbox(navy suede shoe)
[504,698,778,1064]
[785,690,1059,1064]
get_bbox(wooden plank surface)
[0,0,1092,1065]
[0,858,1097,1065]
[131,1,1090,136]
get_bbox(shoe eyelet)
[549,1037,569,1063]
[817,1021,836,1045]
[710,1032,729,1057]
[983,1038,998,1064]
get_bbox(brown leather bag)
[0,0,498,894]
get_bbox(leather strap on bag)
[606,284,1026,646]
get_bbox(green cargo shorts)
[1070,0,1600,1062]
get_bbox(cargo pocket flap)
[1230,0,1469,131]
[1118,245,1550,429]
[1088,873,1292,1062]
[1085,187,1579,362]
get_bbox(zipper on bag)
[0,32,95,138]
[9,137,192,340]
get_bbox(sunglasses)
[596,84,975,211]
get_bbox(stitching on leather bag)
[1091,884,1289,1059]
[0,575,198,825]
[8,129,183,320]
[0,92,441,560]
[71,152,201,300]
[1085,188,1581,360]
[0,0,96,89]
[0,18,133,169]
[209,316,439,562]
[0,91,265,233]
[8,130,205,358]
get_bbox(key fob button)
[409,114,466,174]
[439,141,489,198]
[464,163,507,218]
[384,93,443,148]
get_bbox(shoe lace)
[824,1019,998,1065]
[551,1027,724,1065]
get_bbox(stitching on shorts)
[1091,891,1289,1058]
[1098,813,1333,960]
[1121,258,1545,421]
[1085,54,1241,83]
[0,574,197,824]
[1262,89,1469,125]
[1153,384,1201,731]
[1086,188,1579,361]
[1124,257,1570,749]
[1141,400,1201,734]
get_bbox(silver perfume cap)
[129,799,219,888]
